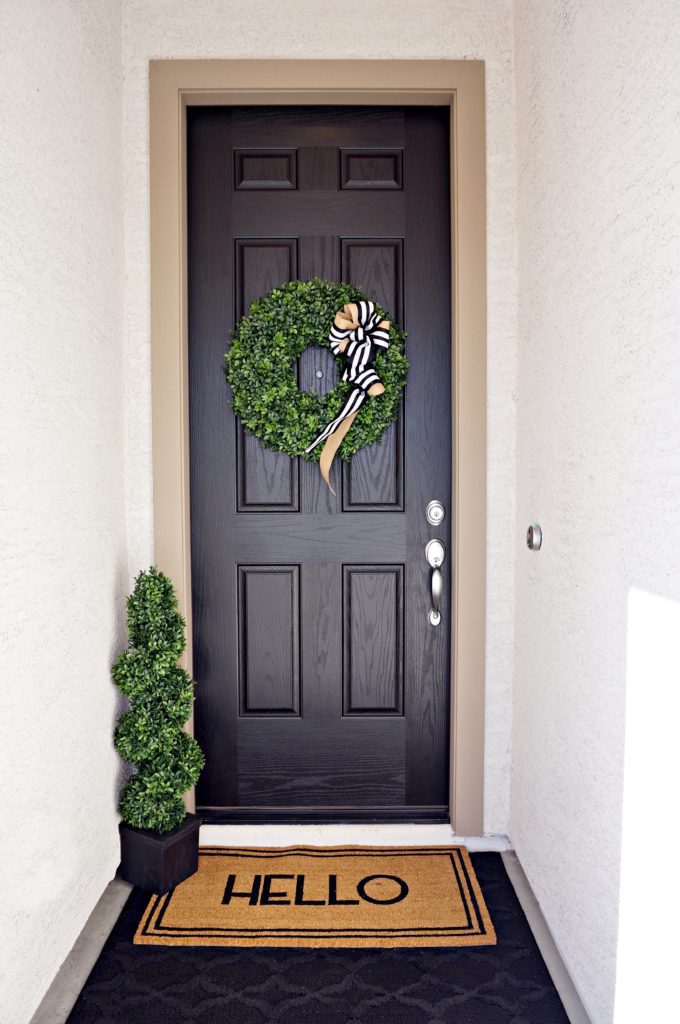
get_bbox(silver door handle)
[425,539,445,627]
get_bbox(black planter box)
[119,813,201,894]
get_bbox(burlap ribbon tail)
[304,301,390,494]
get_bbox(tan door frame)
[149,59,487,834]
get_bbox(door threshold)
[200,822,511,853]
[197,805,449,825]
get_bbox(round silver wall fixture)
[526,524,542,550]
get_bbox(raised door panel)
[237,429,299,512]
[340,238,403,322]
[235,238,298,319]
[234,238,300,511]
[234,148,298,190]
[340,238,405,510]
[343,565,404,715]
[238,566,300,715]
[340,148,404,190]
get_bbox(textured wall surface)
[0,3,126,1021]
[4,2,676,1020]
[121,0,520,837]
[511,3,680,1022]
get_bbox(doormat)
[135,846,496,948]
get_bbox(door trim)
[149,59,487,834]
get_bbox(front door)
[188,105,451,822]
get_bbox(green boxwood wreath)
[224,278,408,461]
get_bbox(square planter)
[119,813,201,894]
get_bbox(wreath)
[224,278,408,468]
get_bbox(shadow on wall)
[112,556,134,800]
[614,587,680,1021]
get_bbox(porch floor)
[64,854,569,1024]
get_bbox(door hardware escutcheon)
[425,540,446,626]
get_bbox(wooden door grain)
[188,106,451,822]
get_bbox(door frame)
[149,59,487,834]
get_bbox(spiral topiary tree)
[113,567,205,834]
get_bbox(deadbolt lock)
[426,500,446,526]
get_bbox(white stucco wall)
[0,3,126,1021]
[3,1,676,1020]
[121,0,519,837]
[511,3,680,1023]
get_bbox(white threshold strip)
[31,828,591,1024]
[200,823,511,851]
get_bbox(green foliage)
[113,567,205,834]
[224,278,408,461]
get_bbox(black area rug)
[67,853,569,1024]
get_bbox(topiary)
[113,567,205,834]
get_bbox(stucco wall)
[0,3,126,1021]
[4,2,676,1020]
[511,3,680,1023]
[121,0,519,838]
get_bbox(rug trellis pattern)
[67,853,569,1024]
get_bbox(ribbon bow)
[305,300,390,493]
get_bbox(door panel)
[235,238,298,319]
[188,106,451,822]
[238,565,301,716]
[343,565,404,716]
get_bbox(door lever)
[425,539,446,627]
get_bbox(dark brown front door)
[188,106,451,822]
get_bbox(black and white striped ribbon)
[305,300,389,454]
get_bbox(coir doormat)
[135,846,496,948]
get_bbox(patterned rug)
[67,853,569,1023]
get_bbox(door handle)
[425,539,446,627]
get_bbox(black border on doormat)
[66,853,570,1023]
[135,846,494,946]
